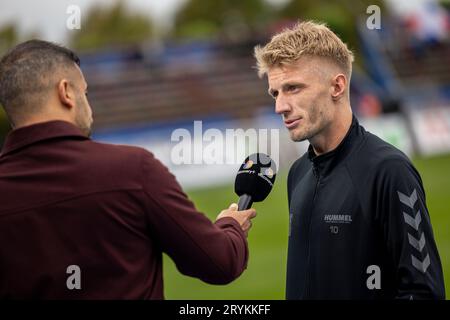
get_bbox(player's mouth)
[284,118,302,129]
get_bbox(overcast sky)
[0,0,188,44]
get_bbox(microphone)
[234,153,277,210]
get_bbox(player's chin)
[289,129,308,142]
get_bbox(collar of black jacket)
[307,114,364,178]
[0,120,89,157]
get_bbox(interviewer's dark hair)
[0,40,80,125]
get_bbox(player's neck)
[311,110,353,156]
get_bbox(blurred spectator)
[385,0,450,57]
[358,93,383,117]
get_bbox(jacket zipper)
[304,166,320,298]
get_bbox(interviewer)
[0,40,256,299]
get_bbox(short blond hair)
[254,21,354,78]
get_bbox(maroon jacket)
[0,121,248,299]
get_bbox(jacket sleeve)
[375,157,445,299]
[139,150,248,284]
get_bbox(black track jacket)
[286,115,445,299]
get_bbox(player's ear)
[331,74,347,101]
[57,79,76,110]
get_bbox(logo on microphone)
[243,160,254,169]
[264,168,274,179]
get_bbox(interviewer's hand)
[216,203,257,237]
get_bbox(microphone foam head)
[234,153,277,202]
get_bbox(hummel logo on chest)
[323,214,352,224]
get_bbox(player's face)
[267,57,335,142]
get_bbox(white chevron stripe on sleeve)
[403,210,422,231]
[397,189,418,209]
[411,254,430,273]
[408,232,426,252]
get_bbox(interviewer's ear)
[57,79,76,110]
[331,74,347,101]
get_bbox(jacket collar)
[307,115,365,178]
[0,120,89,157]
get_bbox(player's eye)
[287,85,299,92]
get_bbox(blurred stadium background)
[1,0,450,299]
